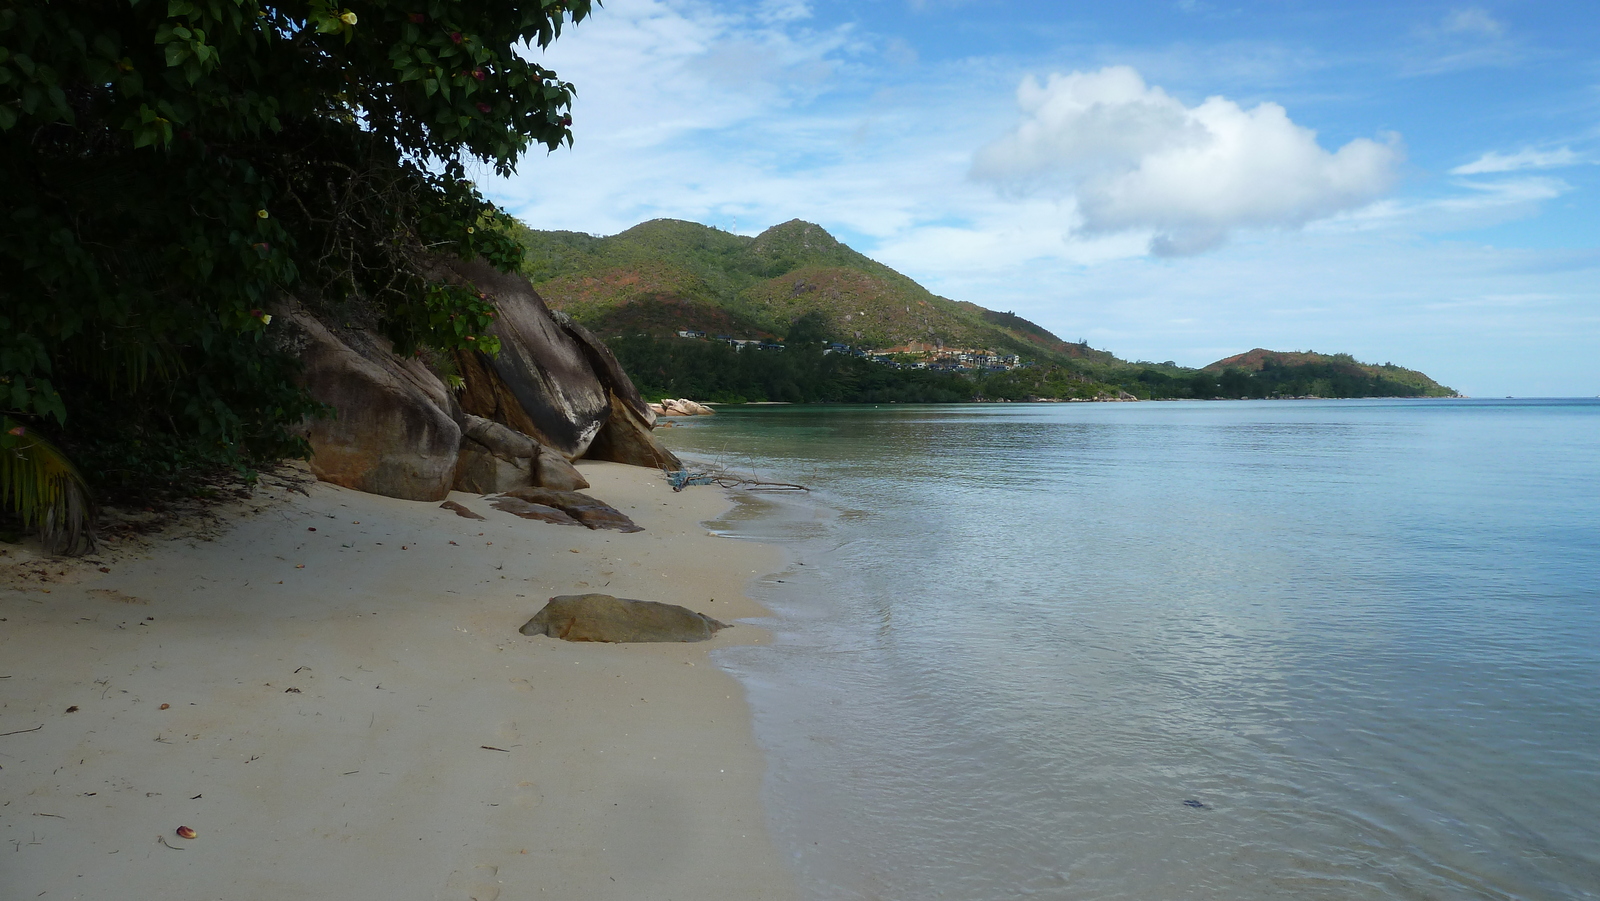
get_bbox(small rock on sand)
[440,501,487,521]
[520,593,729,643]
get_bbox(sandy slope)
[0,462,794,901]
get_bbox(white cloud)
[971,66,1404,256]
[1445,176,1570,206]
[757,0,811,24]
[1442,8,1504,37]
[1451,147,1579,174]
[475,1,1592,394]
[1404,7,1525,74]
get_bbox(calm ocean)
[663,399,1600,901]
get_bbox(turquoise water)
[664,399,1600,901]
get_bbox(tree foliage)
[1131,361,1446,400]
[608,334,976,405]
[1,0,590,545]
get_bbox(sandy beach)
[0,462,795,901]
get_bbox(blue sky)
[484,0,1599,396]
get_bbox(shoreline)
[0,462,796,900]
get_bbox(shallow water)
[666,399,1600,901]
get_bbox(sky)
[483,0,1600,396]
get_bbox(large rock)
[453,414,589,493]
[462,414,540,459]
[557,315,656,429]
[585,392,682,471]
[520,594,728,643]
[534,450,590,491]
[438,258,611,459]
[283,305,461,501]
[453,438,533,495]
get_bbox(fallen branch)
[666,467,807,493]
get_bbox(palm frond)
[0,416,97,556]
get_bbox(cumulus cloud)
[971,66,1404,255]
[1451,147,1578,175]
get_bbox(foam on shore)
[0,462,794,900]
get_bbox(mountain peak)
[751,219,840,254]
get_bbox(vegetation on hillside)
[514,218,1089,363]
[608,336,975,406]
[512,218,1458,403]
[1204,349,1451,396]
[1,0,591,550]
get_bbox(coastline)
[0,462,795,900]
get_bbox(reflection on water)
[674,400,1600,901]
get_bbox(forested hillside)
[514,218,1090,363]
[509,218,1459,404]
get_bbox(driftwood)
[665,466,808,493]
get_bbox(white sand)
[0,463,795,901]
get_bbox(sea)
[661,398,1600,901]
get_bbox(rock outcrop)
[520,593,728,643]
[585,392,682,472]
[453,437,530,495]
[284,308,462,501]
[285,259,678,504]
[440,258,610,460]
[453,414,590,494]
[533,450,589,492]
[557,315,657,429]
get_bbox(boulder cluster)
[650,398,715,417]
[277,258,680,502]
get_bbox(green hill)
[513,218,1092,364]
[506,217,1457,401]
[1205,349,1457,397]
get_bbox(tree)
[1,0,591,550]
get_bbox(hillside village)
[672,329,1028,373]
